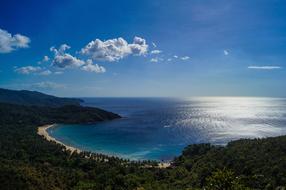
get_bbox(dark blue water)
[48,97,286,161]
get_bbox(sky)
[0,0,286,97]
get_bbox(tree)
[205,168,249,190]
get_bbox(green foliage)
[205,168,249,190]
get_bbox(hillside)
[0,88,83,107]
[0,103,121,125]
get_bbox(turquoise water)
[48,97,286,161]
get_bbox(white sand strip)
[37,124,81,154]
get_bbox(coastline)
[37,124,171,168]
[37,124,81,154]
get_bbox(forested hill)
[0,88,83,107]
[0,103,121,125]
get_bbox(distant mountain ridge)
[0,88,83,107]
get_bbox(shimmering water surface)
[48,97,286,161]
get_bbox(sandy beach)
[37,124,171,168]
[37,124,81,154]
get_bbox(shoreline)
[37,124,81,154]
[37,124,171,168]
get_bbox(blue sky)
[0,0,285,97]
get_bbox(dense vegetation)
[0,88,285,189]
[0,88,82,107]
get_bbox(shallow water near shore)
[48,97,286,161]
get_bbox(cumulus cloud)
[181,56,190,60]
[81,64,106,73]
[173,55,178,58]
[15,66,41,74]
[151,50,162,54]
[0,28,30,53]
[50,44,86,68]
[50,44,106,73]
[81,59,106,73]
[81,36,148,62]
[224,50,229,55]
[53,53,86,68]
[130,36,148,55]
[248,66,282,70]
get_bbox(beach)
[37,124,171,168]
[37,124,81,153]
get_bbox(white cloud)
[15,66,52,76]
[81,36,148,62]
[58,44,70,53]
[181,56,190,60]
[53,53,86,68]
[31,81,65,90]
[0,28,30,53]
[150,57,163,63]
[130,36,148,55]
[15,66,41,74]
[39,70,52,76]
[152,42,157,48]
[50,44,106,73]
[50,44,70,54]
[224,50,229,55]
[170,55,190,61]
[248,66,282,70]
[151,50,162,54]
[43,56,50,62]
[38,55,50,64]
[81,59,106,73]
[51,44,86,68]
[54,71,63,75]
[150,58,159,63]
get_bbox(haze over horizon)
[1,0,286,97]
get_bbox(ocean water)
[48,97,286,161]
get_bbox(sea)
[47,97,286,161]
